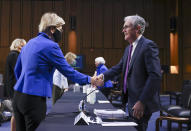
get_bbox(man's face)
[122,20,137,43]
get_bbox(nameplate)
[74,112,89,125]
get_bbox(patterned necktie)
[123,44,133,93]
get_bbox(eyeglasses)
[122,25,131,30]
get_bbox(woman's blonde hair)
[65,52,77,65]
[10,39,26,51]
[38,12,65,32]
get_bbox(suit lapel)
[127,36,144,75]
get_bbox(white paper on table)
[94,109,126,115]
[101,122,137,126]
[98,100,110,104]
[94,109,126,119]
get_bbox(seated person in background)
[52,52,77,105]
[95,57,113,98]
[64,52,77,67]
[3,38,26,131]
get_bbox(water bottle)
[86,86,91,103]
[83,85,87,93]
[89,87,96,104]
[73,83,79,92]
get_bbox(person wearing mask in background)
[94,57,113,99]
[3,38,26,131]
[13,12,97,131]
[52,52,77,105]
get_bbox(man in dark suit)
[96,15,161,131]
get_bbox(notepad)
[94,109,126,119]
[98,100,110,104]
[101,122,137,126]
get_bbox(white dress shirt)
[130,35,142,63]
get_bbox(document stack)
[93,109,126,119]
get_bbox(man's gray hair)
[10,38,26,51]
[124,15,146,34]
[95,57,105,65]
[39,12,65,32]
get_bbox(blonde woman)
[52,52,77,105]
[4,38,26,131]
[65,52,77,66]
[13,13,95,131]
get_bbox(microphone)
[83,87,98,102]
[74,87,98,125]
[79,87,98,112]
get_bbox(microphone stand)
[79,88,98,113]
[74,87,98,125]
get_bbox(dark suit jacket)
[104,36,161,114]
[4,50,19,98]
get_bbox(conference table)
[36,88,137,131]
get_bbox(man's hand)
[91,74,104,87]
[132,101,144,119]
[95,74,104,87]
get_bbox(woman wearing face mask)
[52,52,77,105]
[12,13,96,131]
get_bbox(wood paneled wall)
[0,0,70,72]
[182,0,191,79]
[0,0,190,93]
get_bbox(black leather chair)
[166,80,191,105]
[156,85,191,131]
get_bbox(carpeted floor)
[0,95,188,131]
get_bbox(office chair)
[156,85,191,131]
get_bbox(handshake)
[90,74,104,87]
